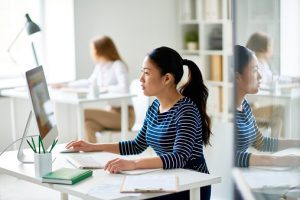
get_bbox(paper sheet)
[121,174,178,193]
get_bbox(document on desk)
[120,174,178,193]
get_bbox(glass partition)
[233,0,300,199]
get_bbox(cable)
[0,134,39,157]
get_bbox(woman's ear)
[163,73,174,85]
[235,72,241,83]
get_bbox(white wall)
[43,0,76,83]
[0,0,177,149]
[280,0,300,77]
[73,0,177,81]
[205,121,234,200]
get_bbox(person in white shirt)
[246,32,283,137]
[54,36,135,142]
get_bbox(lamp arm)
[7,24,26,52]
[31,42,39,67]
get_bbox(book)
[120,174,178,193]
[211,55,222,81]
[42,168,93,185]
[203,0,220,20]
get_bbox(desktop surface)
[237,148,300,200]
[0,146,221,200]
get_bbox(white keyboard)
[66,155,105,169]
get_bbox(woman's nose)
[139,73,144,82]
[257,70,262,80]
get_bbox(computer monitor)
[17,66,58,163]
[26,66,58,148]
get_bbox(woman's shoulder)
[112,60,127,68]
[242,99,251,110]
[175,97,199,114]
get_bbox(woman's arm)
[278,139,300,150]
[66,140,120,154]
[249,154,300,167]
[104,157,163,173]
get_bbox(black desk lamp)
[7,13,41,67]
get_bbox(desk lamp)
[7,13,41,67]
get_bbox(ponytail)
[180,59,212,146]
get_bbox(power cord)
[0,134,39,157]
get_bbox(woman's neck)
[236,88,246,111]
[157,89,183,113]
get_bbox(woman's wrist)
[93,144,103,151]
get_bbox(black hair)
[148,46,212,146]
[234,45,255,74]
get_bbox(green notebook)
[42,168,93,185]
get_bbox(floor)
[0,173,81,200]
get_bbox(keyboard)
[66,155,105,169]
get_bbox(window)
[0,0,42,82]
[0,0,75,87]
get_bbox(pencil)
[39,136,46,154]
[26,139,36,153]
[31,137,36,153]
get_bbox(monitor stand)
[17,111,35,163]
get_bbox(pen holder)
[34,152,52,177]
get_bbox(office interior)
[0,0,299,199]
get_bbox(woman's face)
[237,55,262,94]
[90,44,98,61]
[139,56,167,96]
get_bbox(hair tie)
[183,59,189,65]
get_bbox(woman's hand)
[65,140,96,152]
[51,82,67,89]
[104,158,136,174]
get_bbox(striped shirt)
[119,97,209,174]
[235,99,279,167]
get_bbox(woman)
[54,36,135,143]
[67,46,212,199]
[246,32,284,137]
[235,45,300,168]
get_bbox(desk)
[233,148,300,200]
[0,87,135,141]
[0,149,221,200]
[246,87,300,138]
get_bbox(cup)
[34,152,52,177]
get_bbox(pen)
[134,188,164,193]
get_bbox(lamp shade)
[25,13,41,35]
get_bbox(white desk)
[0,87,135,141]
[0,149,221,200]
[246,87,300,138]
[233,148,300,200]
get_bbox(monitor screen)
[26,66,58,149]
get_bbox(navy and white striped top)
[119,97,209,174]
[235,99,279,167]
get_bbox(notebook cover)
[42,167,93,185]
